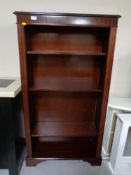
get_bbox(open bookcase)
[14,12,120,166]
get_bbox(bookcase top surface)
[14,11,121,18]
[14,11,120,27]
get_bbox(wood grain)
[14,12,120,166]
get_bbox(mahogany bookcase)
[14,11,120,166]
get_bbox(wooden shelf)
[31,121,98,137]
[27,50,107,56]
[29,88,103,93]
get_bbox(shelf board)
[31,121,98,137]
[29,87,103,93]
[27,50,106,56]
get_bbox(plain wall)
[0,0,131,97]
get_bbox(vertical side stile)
[96,27,117,158]
[17,23,32,157]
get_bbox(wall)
[0,0,131,97]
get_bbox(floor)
[0,160,112,175]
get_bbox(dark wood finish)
[14,12,120,166]
[17,24,32,157]
[28,55,105,91]
[96,27,118,158]
[27,51,107,56]
[30,92,100,123]
[14,11,120,17]
[0,93,26,175]
[14,11,120,27]
[32,122,97,137]
[32,137,97,158]
[25,26,109,52]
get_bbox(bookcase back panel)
[28,55,104,90]
[32,137,97,158]
[30,92,100,123]
[26,26,109,53]
[31,121,98,137]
